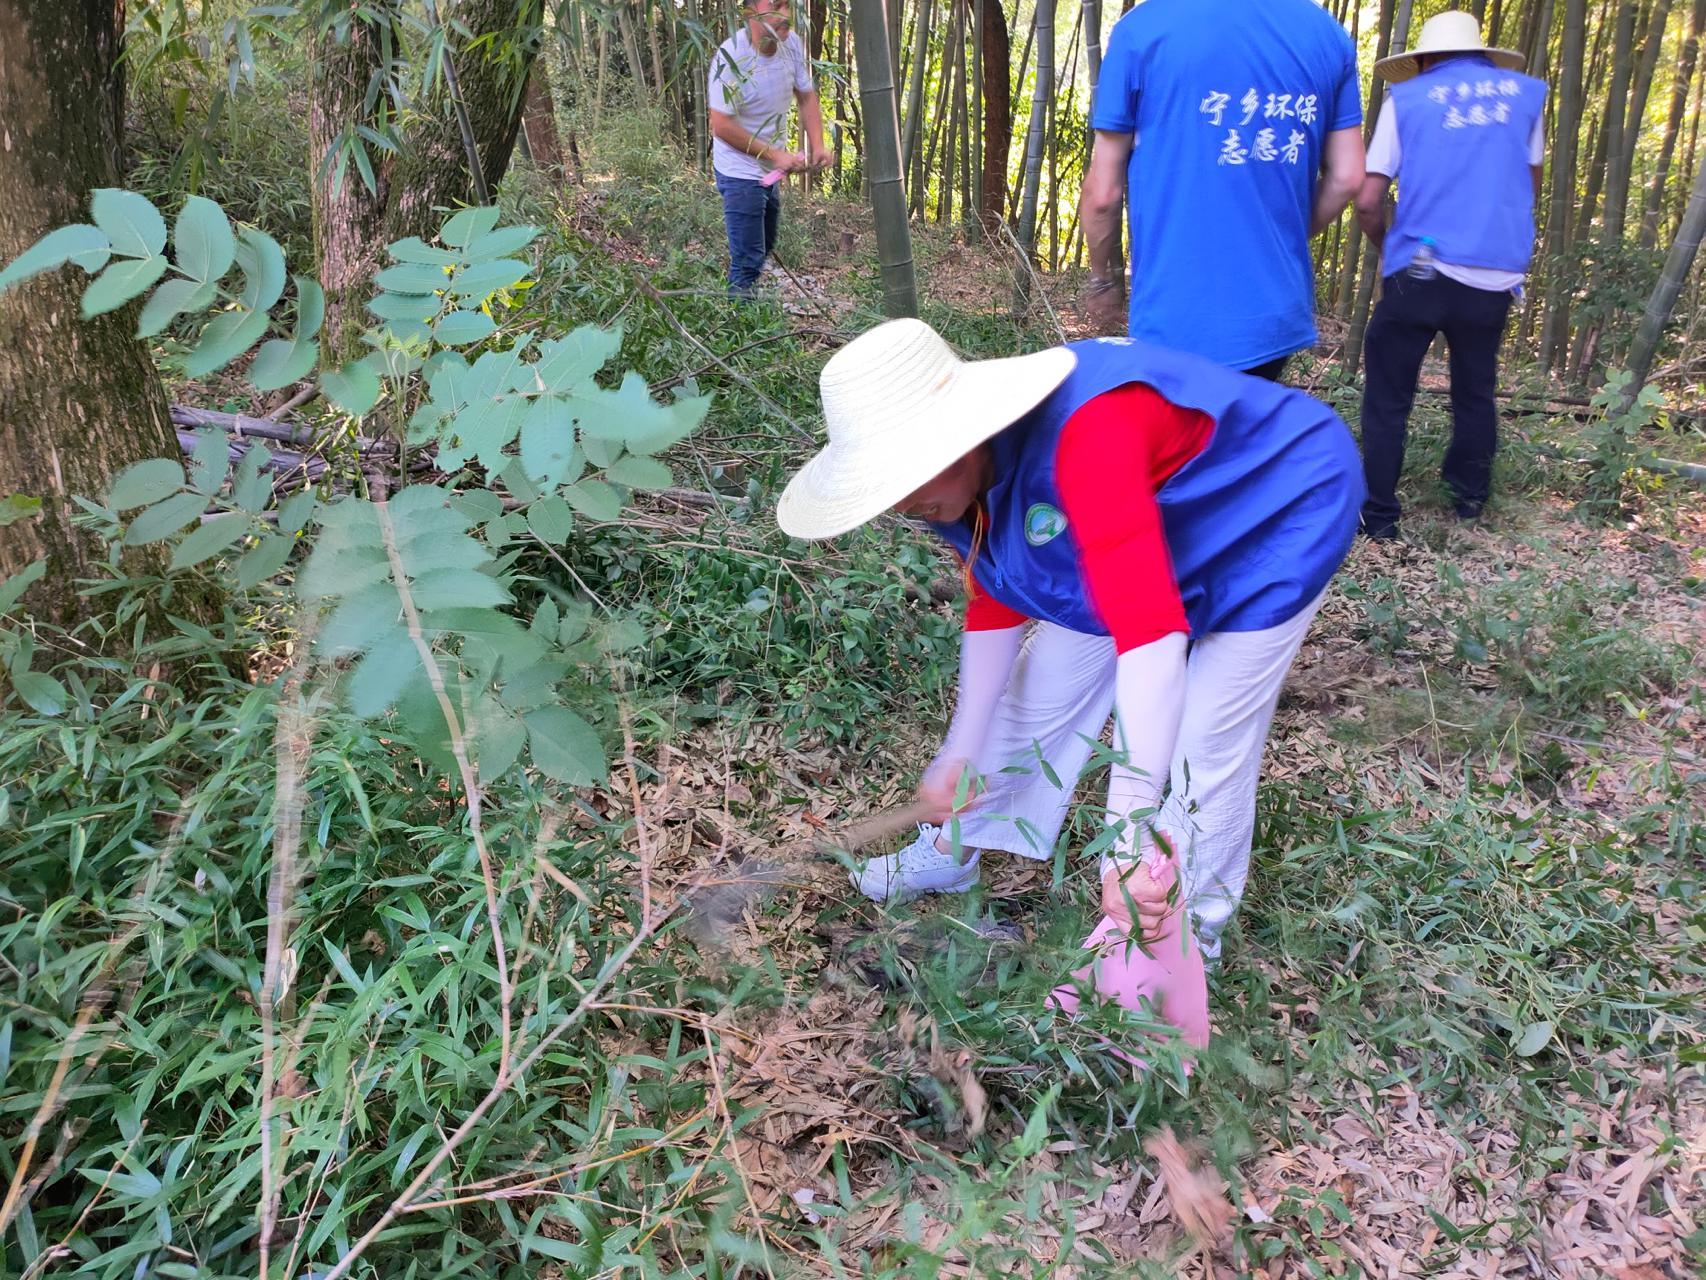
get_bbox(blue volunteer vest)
[931,338,1363,638]
[1386,55,1547,276]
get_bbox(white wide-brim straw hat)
[776,318,1075,540]
[1375,10,1525,82]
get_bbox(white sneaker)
[852,825,981,904]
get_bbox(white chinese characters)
[1199,86,1321,164]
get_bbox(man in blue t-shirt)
[1079,0,1365,378]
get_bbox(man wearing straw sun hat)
[1354,11,1546,540]
[777,320,1363,1044]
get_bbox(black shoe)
[1360,519,1400,542]
[1454,501,1484,522]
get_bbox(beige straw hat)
[1374,10,1525,82]
[776,318,1075,540]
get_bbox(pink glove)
[1049,854,1209,1068]
[760,168,787,188]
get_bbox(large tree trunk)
[979,0,1010,239]
[1640,0,1705,247]
[519,70,565,175]
[310,9,391,363]
[0,0,189,627]
[386,0,540,243]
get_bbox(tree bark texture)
[310,10,392,363]
[386,0,540,243]
[1346,0,1413,371]
[979,0,1010,238]
[519,69,565,175]
[0,0,189,626]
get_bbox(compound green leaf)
[170,511,249,571]
[91,189,167,259]
[123,491,209,545]
[524,706,606,787]
[108,458,186,511]
[80,255,169,317]
[0,225,110,292]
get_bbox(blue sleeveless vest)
[931,337,1362,638]
[1386,55,1547,276]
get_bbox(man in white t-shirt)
[707,0,827,296]
[1353,11,1546,538]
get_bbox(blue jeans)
[715,171,780,294]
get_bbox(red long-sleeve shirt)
[964,382,1213,652]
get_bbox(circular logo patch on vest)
[1024,502,1068,546]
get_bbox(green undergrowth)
[3,126,1701,1280]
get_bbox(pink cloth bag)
[1049,853,1210,1063]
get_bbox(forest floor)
[162,136,1705,1275]
[484,138,1706,1278]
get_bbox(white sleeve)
[792,34,815,93]
[1100,633,1188,874]
[1366,100,1399,177]
[934,625,1024,770]
[1528,113,1545,164]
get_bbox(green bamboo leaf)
[433,310,496,346]
[108,458,186,511]
[524,706,606,786]
[9,672,66,723]
[439,206,502,247]
[91,189,167,258]
[0,224,110,293]
[174,195,235,288]
[235,533,293,589]
[123,491,209,545]
[1514,1021,1554,1057]
[321,362,381,415]
[10,670,68,717]
[170,512,249,571]
[80,256,170,318]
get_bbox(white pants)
[949,594,1325,960]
